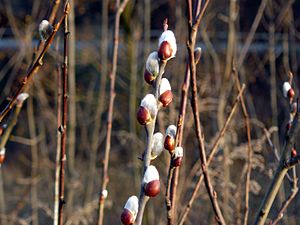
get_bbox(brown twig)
[186,0,226,223]
[0,4,70,123]
[49,0,61,24]
[165,63,190,225]
[85,0,108,204]
[97,1,129,225]
[54,39,62,225]
[58,3,70,224]
[178,84,245,225]
[270,167,298,225]
[232,63,253,225]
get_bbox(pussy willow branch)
[186,0,226,224]
[165,63,190,225]
[270,167,298,225]
[0,4,70,123]
[253,111,300,225]
[232,64,253,225]
[134,61,166,225]
[58,5,70,224]
[28,0,61,71]
[97,1,129,225]
[178,84,245,225]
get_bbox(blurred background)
[0,0,300,224]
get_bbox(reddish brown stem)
[186,0,226,224]
[97,1,129,225]
[178,84,245,225]
[0,4,70,123]
[166,63,190,225]
[58,7,69,225]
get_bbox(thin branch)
[49,0,61,24]
[232,64,253,225]
[178,84,245,225]
[54,39,62,225]
[237,0,268,69]
[58,3,70,224]
[0,4,70,123]
[165,63,190,225]
[270,168,298,225]
[97,1,129,225]
[185,0,225,223]
[253,112,300,225]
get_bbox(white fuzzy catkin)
[101,189,108,199]
[39,20,53,41]
[151,132,164,159]
[16,93,29,107]
[282,82,291,98]
[143,165,159,185]
[146,51,159,76]
[140,94,158,117]
[166,124,177,138]
[174,146,183,158]
[0,147,5,155]
[159,78,171,95]
[158,30,177,58]
[124,195,139,218]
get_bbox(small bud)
[137,107,151,125]
[101,189,108,200]
[121,196,139,225]
[0,126,4,136]
[164,125,177,153]
[291,148,297,158]
[144,52,159,84]
[171,146,183,167]
[159,78,173,107]
[158,30,177,61]
[39,20,53,41]
[144,70,155,85]
[288,88,295,100]
[166,125,177,137]
[16,93,29,107]
[164,135,175,153]
[144,180,160,197]
[151,132,164,160]
[143,165,160,197]
[194,47,202,64]
[0,148,5,165]
[137,94,158,125]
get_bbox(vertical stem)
[0,168,6,225]
[135,61,166,225]
[186,0,225,224]
[232,64,253,225]
[85,0,108,204]
[166,62,190,225]
[67,0,76,176]
[54,55,62,225]
[27,98,39,225]
[218,0,236,220]
[97,1,129,225]
[58,7,69,224]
